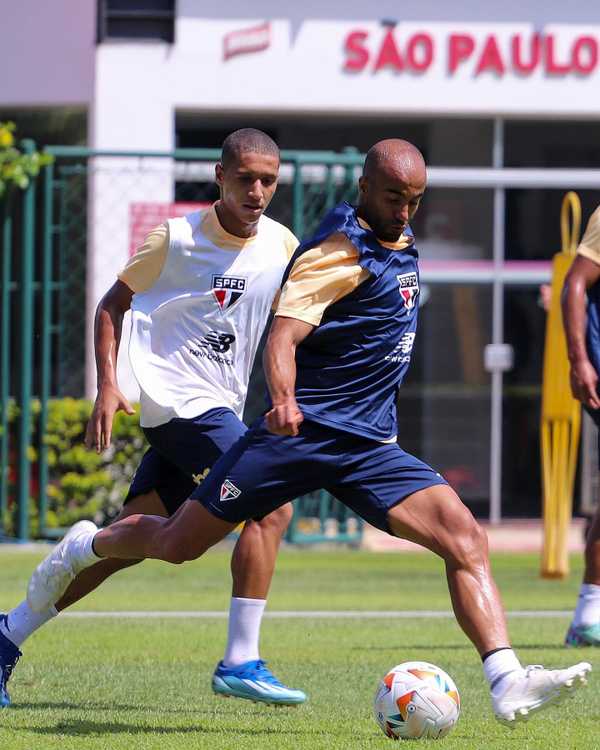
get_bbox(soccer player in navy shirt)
[29,140,591,726]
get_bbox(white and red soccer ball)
[373,661,460,740]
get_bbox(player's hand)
[85,384,135,453]
[570,359,600,409]
[265,399,304,436]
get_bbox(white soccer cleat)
[492,662,592,727]
[27,520,98,612]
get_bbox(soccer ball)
[373,661,460,740]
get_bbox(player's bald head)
[357,139,427,243]
[363,139,426,186]
[221,128,280,170]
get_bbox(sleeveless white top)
[128,208,296,427]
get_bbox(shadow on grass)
[353,643,569,652]
[352,644,472,652]
[25,720,320,737]
[11,702,150,712]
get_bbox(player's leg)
[332,440,591,727]
[566,500,600,646]
[388,484,508,654]
[385,484,590,725]
[566,414,600,646]
[1,487,168,708]
[55,490,169,610]
[143,409,302,700]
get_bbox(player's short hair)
[221,129,280,169]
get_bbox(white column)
[86,45,175,401]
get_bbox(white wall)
[0,0,95,106]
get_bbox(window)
[97,0,175,43]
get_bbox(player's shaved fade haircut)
[221,128,280,169]
[363,139,426,181]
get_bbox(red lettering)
[344,30,370,72]
[511,33,541,74]
[572,36,598,74]
[406,33,434,72]
[374,28,404,72]
[545,34,571,74]
[448,34,475,73]
[475,35,505,75]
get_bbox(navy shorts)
[125,407,247,516]
[192,417,447,533]
[584,405,600,469]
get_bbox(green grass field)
[1,547,599,749]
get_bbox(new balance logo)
[220,479,241,502]
[212,275,247,311]
[199,331,236,353]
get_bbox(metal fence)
[0,145,365,544]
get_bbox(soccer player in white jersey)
[562,204,600,647]
[0,129,306,708]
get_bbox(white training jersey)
[124,205,298,427]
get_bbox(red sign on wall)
[129,202,209,256]
[343,28,599,77]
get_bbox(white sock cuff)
[231,597,267,608]
[580,583,600,596]
[483,648,522,692]
[82,530,103,564]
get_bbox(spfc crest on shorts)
[212,275,247,311]
[220,479,241,502]
[397,272,419,311]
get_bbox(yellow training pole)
[540,192,582,578]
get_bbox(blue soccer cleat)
[212,659,307,705]
[0,616,22,708]
[565,622,600,647]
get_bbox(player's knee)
[445,519,488,570]
[159,532,201,564]
[257,502,293,536]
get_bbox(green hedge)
[2,398,147,537]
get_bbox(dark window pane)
[505,189,600,261]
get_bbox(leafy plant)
[1,398,147,537]
[0,121,53,197]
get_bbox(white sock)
[72,529,103,570]
[222,597,266,667]
[0,600,58,648]
[483,648,523,694]
[573,583,600,627]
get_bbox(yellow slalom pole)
[540,192,582,578]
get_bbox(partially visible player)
[562,205,600,647]
[0,129,306,708]
[27,139,591,726]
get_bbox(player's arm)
[85,280,135,452]
[85,223,169,451]
[562,255,600,409]
[263,316,314,436]
[264,234,368,436]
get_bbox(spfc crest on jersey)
[397,272,419,311]
[212,275,247,311]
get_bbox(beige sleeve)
[283,226,300,261]
[269,227,301,312]
[577,206,600,265]
[274,234,369,326]
[118,223,169,293]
